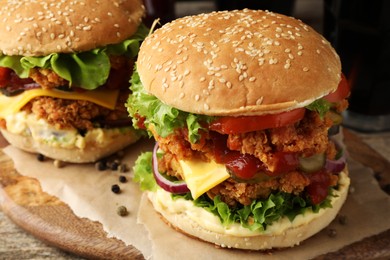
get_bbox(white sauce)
[152,172,350,237]
[5,111,134,149]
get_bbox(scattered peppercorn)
[338,215,347,225]
[119,175,127,183]
[117,205,128,216]
[95,161,107,171]
[53,159,66,168]
[327,228,337,238]
[111,161,119,171]
[111,184,121,194]
[37,153,45,162]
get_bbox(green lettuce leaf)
[127,69,213,143]
[182,190,332,232]
[133,151,334,232]
[133,152,157,192]
[0,23,149,90]
[306,99,333,119]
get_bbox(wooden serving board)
[0,129,389,259]
[0,156,143,259]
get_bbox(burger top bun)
[0,0,145,56]
[137,9,342,116]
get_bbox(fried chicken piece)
[23,92,128,130]
[207,171,310,206]
[29,68,68,89]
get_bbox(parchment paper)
[3,140,390,260]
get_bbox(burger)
[0,0,148,163]
[128,9,351,250]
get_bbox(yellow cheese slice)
[179,159,230,200]
[0,88,119,118]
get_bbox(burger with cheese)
[0,0,148,163]
[128,9,351,250]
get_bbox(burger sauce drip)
[134,114,146,129]
[211,132,261,180]
[306,170,331,205]
[210,132,298,180]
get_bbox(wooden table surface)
[1,129,390,259]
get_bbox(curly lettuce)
[0,23,149,90]
[306,99,333,119]
[127,69,213,143]
[133,151,334,232]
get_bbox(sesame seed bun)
[137,9,341,116]
[0,0,145,56]
[147,169,350,250]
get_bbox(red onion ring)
[325,156,346,173]
[23,83,41,90]
[325,136,347,173]
[152,142,190,194]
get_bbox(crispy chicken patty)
[22,89,129,130]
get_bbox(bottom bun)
[147,169,350,250]
[1,127,141,163]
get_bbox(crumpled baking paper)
[3,138,390,259]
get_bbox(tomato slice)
[0,67,12,86]
[209,108,305,134]
[323,73,350,103]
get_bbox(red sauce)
[211,132,262,180]
[134,114,146,129]
[306,170,331,204]
[0,67,12,86]
[267,151,299,176]
[210,132,299,180]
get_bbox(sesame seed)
[303,67,309,72]
[226,81,232,88]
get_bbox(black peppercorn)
[111,161,119,171]
[111,184,121,194]
[37,153,45,162]
[95,161,107,171]
[119,175,127,183]
[117,205,128,216]
[338,214,347,225]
